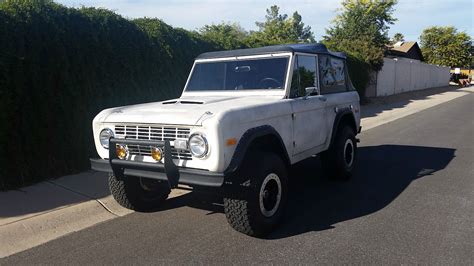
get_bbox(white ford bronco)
[91,43,361,236]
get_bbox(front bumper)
[90,138,224,188]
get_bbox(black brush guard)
[90,138,224,188]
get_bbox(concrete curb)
[0,199,117,258]
[0,172,188,258]
[1,85,472,258]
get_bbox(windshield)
[186,57,289,91]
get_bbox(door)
[290,55,327,155]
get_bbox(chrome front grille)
[114,125,192,160]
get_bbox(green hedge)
[0,0,216,190]
[346,54,371,98]
[0,0,370,190]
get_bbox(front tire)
[224,152,288,237]
[108,173,170,211]
[321,125,357,180]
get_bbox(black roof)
[196,43,347,60]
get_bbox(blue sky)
[58,0,473,41]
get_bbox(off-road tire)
[223,152,288,237]
[321,125,357,180]
[108,173,170,211]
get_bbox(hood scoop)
[180,100,204,104]
[162,100,203,105]
[161,96,240,105]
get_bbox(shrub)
[0,0,216,190]
[346,54,371,97]
[0,0,370,190]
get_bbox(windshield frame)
[181,53,293,97]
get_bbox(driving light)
[151,147,163,161]
[115,144,128,159]
[174,139,188,150]
[99,128,114,149]
[189,134,208,158]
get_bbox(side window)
[290,55,317,98]
[319,55,347,94]
[290,57,299,97]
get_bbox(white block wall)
[375,58,450,97]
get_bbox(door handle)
[318,96,327,102]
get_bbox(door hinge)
[291,113,295,120]
[292,141,296,147]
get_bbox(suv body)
[91,43,361,236]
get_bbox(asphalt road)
[3,93,473,264]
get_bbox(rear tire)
[224,152,288,237]
[108,173,170,211]
[321,125,357,180]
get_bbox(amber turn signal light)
[226,138,237,146]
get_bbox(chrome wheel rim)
[259,173,282,218]
[344,139,354,167]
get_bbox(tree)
[246,5,315,47]
[198,5,315,49]
[323,0,398,71]
[391,32,404,43]
[199,22,248,50]
[419,26,471,67]
[471,45,474,69]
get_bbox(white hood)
[99,95,283,125]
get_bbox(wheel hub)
[259,173,282,218]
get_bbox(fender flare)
[224,125,290,175]
[329,107,357,146]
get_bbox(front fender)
[224,125,289,174]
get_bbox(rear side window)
[290,55,317,98]
[319,55,347,94]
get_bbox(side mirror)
[305,87,320,96]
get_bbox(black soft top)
[196,43,346,60]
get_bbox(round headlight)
[189,134,208,158]
[99,128,114,149]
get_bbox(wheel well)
[337,113,357,133]
[247,134,290,166]
[329,113,357,146]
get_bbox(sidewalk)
[1,85,472,258]
[0,172,189,258]
[361,85,473,130]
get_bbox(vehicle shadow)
[157,144,455,239]
[270,144,455,239]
